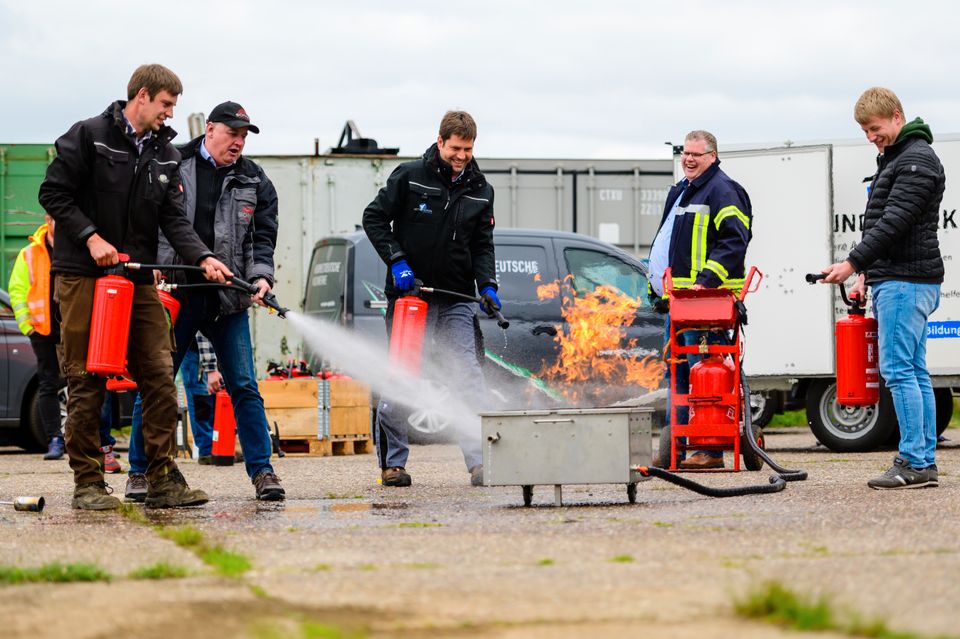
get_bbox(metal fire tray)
[480,407,653,507]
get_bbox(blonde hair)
[854,87,904,124]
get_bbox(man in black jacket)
[363,111,500,487]
[822,87,944,490]
[125,101,285,502]
[39,64,231,510]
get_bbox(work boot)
[125,473,148,502]
[253,471,285,501]
[867,457,936,490]
[43,436,65,461]
[101,445,122,474]
[145,470,209,508]
[197,455,213,465]
[72,481,122,510]
[381,467,412,487]
[469,464,484,487]
[679,452,725,470]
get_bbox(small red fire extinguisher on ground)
[212,389,237,466]
[806,274,879,406]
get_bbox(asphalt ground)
[0,427,958,639]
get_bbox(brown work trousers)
[55,274,180,486]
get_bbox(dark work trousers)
[27,331,64,441]
[55,274,181,486]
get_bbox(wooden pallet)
[279,436,374,457]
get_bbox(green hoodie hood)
[895,117,934,144]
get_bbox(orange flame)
[537,278,665,404]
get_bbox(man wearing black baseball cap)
[125,100,285,502]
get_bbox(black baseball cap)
[208,101,260,134]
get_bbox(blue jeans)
[99,391,117,448]
[665,316,726,459]
[129,292,274,479]
[376,299,485,471]
[180,346,215,457]
[872,280,941,469]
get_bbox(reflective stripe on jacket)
[648,160,752,298]
[7,224,52,335]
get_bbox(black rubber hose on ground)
[741,370,808,482]
[637,466,786,497]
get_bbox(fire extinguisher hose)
[740,371,808,482]
[635,465,787,497]
[415,283,510,329]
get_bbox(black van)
[303,229,666,434]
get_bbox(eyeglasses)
[680,150,715,158]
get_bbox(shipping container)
[0,144,55,285]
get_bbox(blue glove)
[479,286,501,317]
[391,260,415,292]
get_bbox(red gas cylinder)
[87,274,135,375]
[211,389,237,466]
[688,354,736,427]
[389,296,429,374]
[835,307,879,406]
[157,289,181,326]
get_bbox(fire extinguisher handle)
[738,266,763,301]
[804,273,826,283]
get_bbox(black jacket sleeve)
[249,167,279,285]
[470,190,498,292]
[38,122,99,245]
[848,151,939,272]
[156,157,213,267]
[362,165,408,266]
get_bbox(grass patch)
[0,562,110,584]
[312,563,332,572]
[734,581,954,638]
[159,524,205,548]
[653,521,674,528]
[117,502,148,525]
[609,555,634,563]
[128,562,188,580]
[357,563,377,571]
[249,584,270,599]
[768,409,806,428]
[535,558,555,566]
[393,522,442,528]
[199,546,252,577]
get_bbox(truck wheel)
[522,485,534,507]
[750,391,777,428]
[740,424,765,471]
[806,379,896,452]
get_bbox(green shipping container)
[0,144,55,287]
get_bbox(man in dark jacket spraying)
[822,87,944,490]
[125,101,285,502]
[38,64,231,510]
[363,111,500,487]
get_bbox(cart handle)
[738,266,763,301]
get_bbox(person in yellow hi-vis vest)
[8,214,64,460]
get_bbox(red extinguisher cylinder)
[86,274,135,375]
[211,389,237,465]
[157,289,181,326]
[836,313,879,406]
[389,296,429,375]
[689,354,736,430]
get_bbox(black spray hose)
[740,364,808,482]
[127,262,289,318]
[635,465,786,497]
[415,283,510,329]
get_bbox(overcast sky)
[3,0,959,160]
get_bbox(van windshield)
[304,242,348,322]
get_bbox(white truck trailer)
[711,138,960,451]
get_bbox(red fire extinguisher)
[835,286,879,406]
[86,255,135,376]
[688,353,737,448]
[157,289,181,326]
[389,294,429,375]
[211,389,237,466]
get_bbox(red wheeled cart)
[661,266,763,472]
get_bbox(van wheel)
[750,391,778,428]
[17,390,47,452]
[806,378,896,452]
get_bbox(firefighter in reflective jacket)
[7,215,65,459]
[648,130,753,469]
